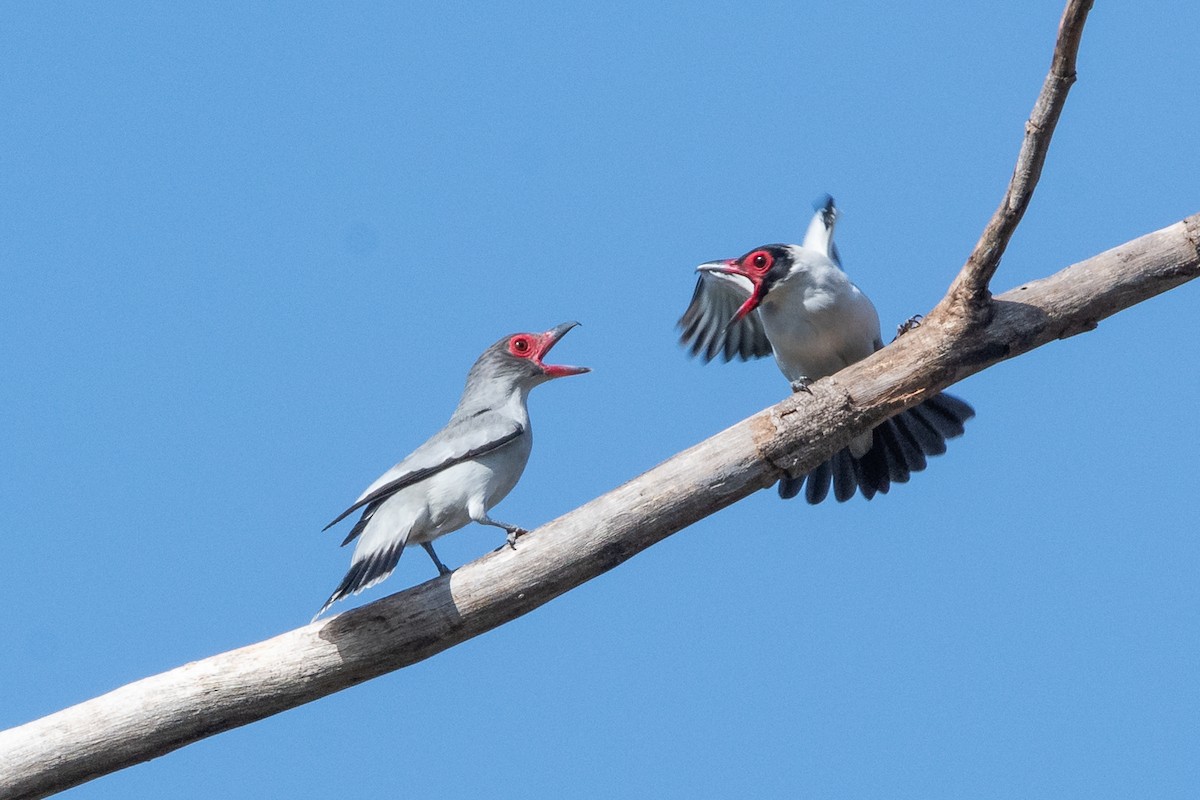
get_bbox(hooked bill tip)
[539,321,587,377]
[543,320,582,341]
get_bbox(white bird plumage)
[678,196,974,503]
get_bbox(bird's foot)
[505,527,530,550]
[421,541,454,576]
[896,314,923,338]
[790,377,813,394]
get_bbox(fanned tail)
[778,392,975,503]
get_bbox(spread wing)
[324,414,525,537]
[677,269,773,362]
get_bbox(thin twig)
[935,0,1094,322]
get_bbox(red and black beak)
[698,260,763,323]
[533,321,590,378]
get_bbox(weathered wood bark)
[1,214,1197,800]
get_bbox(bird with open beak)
[678,196,973,503]
[315,322,588,619]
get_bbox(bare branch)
[935,0,1094,322]
[1,213,1197,800]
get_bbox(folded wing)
[325,415,525,544]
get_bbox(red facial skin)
[707,249,775,322]
[507,327,589,377]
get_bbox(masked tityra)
[314,322,589,619]
[678,196,974,503]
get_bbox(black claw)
[506,527,529,550]
[895,314,923,339]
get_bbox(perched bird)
[314,322,588,619]
[678,196,974,503]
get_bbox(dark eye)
[745,250,773,273]
[510,336,533,356]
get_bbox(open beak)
[698,260,763,323]
[534,321,590,378]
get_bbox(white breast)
[759,252,882,383]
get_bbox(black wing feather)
[323,425,524,532]
[677,273,772,363]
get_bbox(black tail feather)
[778,473,805,499]
[891,414,929,473]
[777,392,974,504]
[926,393,976,429]
[313,542,405,621]
[804,460,832,503]
[339,502,379,547]
[912,397,968,440]
[831,449,857,502]
[900,406,948,456]
[878,419,912,485]
[854,455,877,500]
[858,429,891,499]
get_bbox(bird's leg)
[476,514,529,549]
[505,528,524,549]
[895,314,923,339]
[790,377,813,394]
[421,542,453,576]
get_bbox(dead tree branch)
[936,0,1094,322]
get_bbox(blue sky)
[2,2,1198,798]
